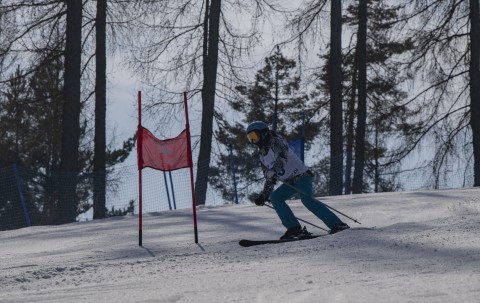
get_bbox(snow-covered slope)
[1,188,479,302]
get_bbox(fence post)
[163,171,173,210]
[12,164,31,227]
[301,111,305,163]
[168,172,177,209]
[229,138,239,204]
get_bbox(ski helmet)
[246,121,269,144]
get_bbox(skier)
[246,121,350,239]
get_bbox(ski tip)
[238,239,250,247]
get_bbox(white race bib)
[259,145,308,181]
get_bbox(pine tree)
[28,54,65,224]
[0,67,32,165]
[0,54,135,228]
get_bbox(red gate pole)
[183,92,198,243]
[137,91,143,246]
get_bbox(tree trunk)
[195,0,221,205]
[59,0,82,223]
[345,51,358,195]
[329,0,344,196]
[470,0,480,187]
[352,0,367,194]
[93,0,107,218]
[273,46,280,132]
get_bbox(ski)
[239,234,324,247]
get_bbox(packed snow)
[1,188,480,302]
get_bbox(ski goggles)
[246,130,260,143]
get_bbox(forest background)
[0,0,479,228]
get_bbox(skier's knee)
[301,197,317,210]
[270,191,283,205]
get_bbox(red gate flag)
[137,91,198,246]
[138,126,190,171]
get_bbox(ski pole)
[263,203,328,232]
[281,180,362,225]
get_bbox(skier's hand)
[254,194,266,206]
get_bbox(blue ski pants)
[269,175,343,230]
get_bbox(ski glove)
[254,194,266,206]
